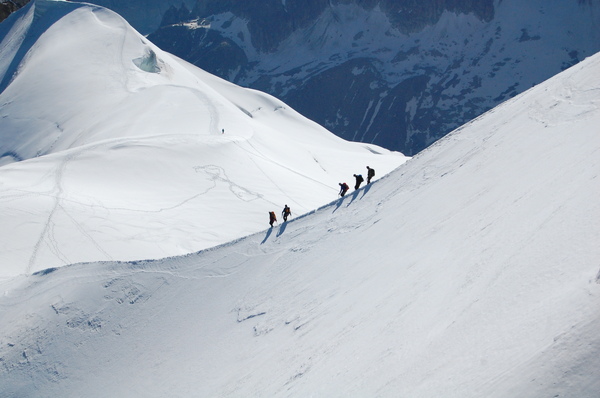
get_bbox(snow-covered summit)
[0,0,406,278]
[1,45,599,397]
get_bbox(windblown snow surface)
[0,0,405,279]
[1,2,600,398]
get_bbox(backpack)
[269,211,276,219]
[284,206,290,214]
[357,174,363,182]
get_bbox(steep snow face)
[148,0,600,155]
[0,47,599,397]
[0,0,406,278]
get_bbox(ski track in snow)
[193,165,264,203]
[4,136,204,274]
[27,151,73,273]
[236,139,337,193]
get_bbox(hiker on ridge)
[366,166,375,184]
[339,182,349,197]
[353,174,364,190]
[282,205,292,222]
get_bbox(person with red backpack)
[339,182,349,197]
[269,211,277,227]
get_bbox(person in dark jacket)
[339,182,349,197]
[269,211,277,227]
[282,205,292,222]
[366,166,375,184]
[353,174,364,190]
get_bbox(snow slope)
[0,41,598,398]
[0,0,406,278]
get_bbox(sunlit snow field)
[0,1,599,397]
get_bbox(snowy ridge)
[0,0,406,278]
[0,45,599,396]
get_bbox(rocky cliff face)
[147,0,600,155]
[180,0,494,53]
[79,0,197,34]
[3,0,599,155]
[0,0,30,23]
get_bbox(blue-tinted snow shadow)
[260,227,273,244]
[348,188,367,206]
[276,221,288,237]
[335,184,372,208]
[333,195,345,213]
[0,151,23,164]
[347,188,361,205]
[360,183,372,198]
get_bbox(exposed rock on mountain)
[147,0,600,155]
[70,0,197,34]
[0,0,30,23]
[2,0,599,155]
[182,0,495,53]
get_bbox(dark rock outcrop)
[5,0,599,156]
[0,0,30,23]
[147,0,600,155]
[183,0,494,53]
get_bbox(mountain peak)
[0,1,406,277]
